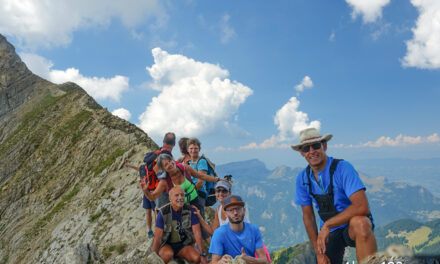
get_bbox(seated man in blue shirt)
[209,195,269,264]
[152,186,207,264]
[292,128,377,264]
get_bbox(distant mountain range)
[216,159,440,252]
[351,158,440,197]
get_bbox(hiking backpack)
[196,155,218,206]
[140,148,171,190]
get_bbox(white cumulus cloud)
[20,53,129,101]
[0,0,166,49]
[240,97,320,150]
[274,97,321,141]
[333,133,440,148]
[345,0,391,23]
[139,48,253,138]
[294,75,313,93]
[402,0,440,69]
[112,108,132,121]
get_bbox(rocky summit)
[0,34,159,264]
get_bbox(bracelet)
[200,252,207,257]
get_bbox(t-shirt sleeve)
[197,158,209,172]
[155,211,164,229]
[191,207,200,225]
[254,226,264,249]
[338,161,366,198]
[209,228,224,256]
[294,171,312,206]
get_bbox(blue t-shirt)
[188,158,213,196]
[156,207,199,243]
[209,222,264,258]
[294,156,368,231]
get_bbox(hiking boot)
[148,230,154,238]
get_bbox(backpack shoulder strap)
[198,155,217,177]
[305,166,315,197]
[328,159,343,195]
[176,162,193,184]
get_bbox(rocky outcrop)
[0,34,48,122]
[0,34,158,264]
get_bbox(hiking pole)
[124,163,139,171]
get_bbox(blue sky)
[1,0,439,169]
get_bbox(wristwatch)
[200,252,207,257]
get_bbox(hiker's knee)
[349,216,372,240]
[159,245,174,263]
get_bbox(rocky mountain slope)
[0,34,158,264]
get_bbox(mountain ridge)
[0,34,158,264]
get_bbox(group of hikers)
[126,128,378,264]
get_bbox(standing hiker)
[292,128,377,264]
[176,137,190,164]
[140,132,176,238]
[187,137,217,241]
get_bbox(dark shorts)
[166,242,186,256]
[142,194,156,210]
[326,217,374,264]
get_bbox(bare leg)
[158,244,174,264]
[348,216,377,262]
[177,245,201,264]
[146,209,152,229]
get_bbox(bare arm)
[301,205,319,253]
[152,227,163,253]
[184,164,219,182]
[139,179,167,201]
[192,223,206,256]
[124,163,139,171]
[194,169,206,190]
[212,205,220,231]
[192,205,214,236]
[240,247,269,264]
[302,205,331,264]
[322,189,370,230]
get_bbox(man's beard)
[229,215,244,224]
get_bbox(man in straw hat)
[292,128,377,264]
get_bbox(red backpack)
[141,149,170,190]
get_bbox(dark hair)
[187,137,201,149]
[178,137,189,155]
[156,153,173,172]
[163,132,176,146]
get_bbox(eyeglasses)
[300,142,322,153]
[215,188,229,194]
[225,207,243,213]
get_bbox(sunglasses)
[215,188,229,194]
[301,142,322,153]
